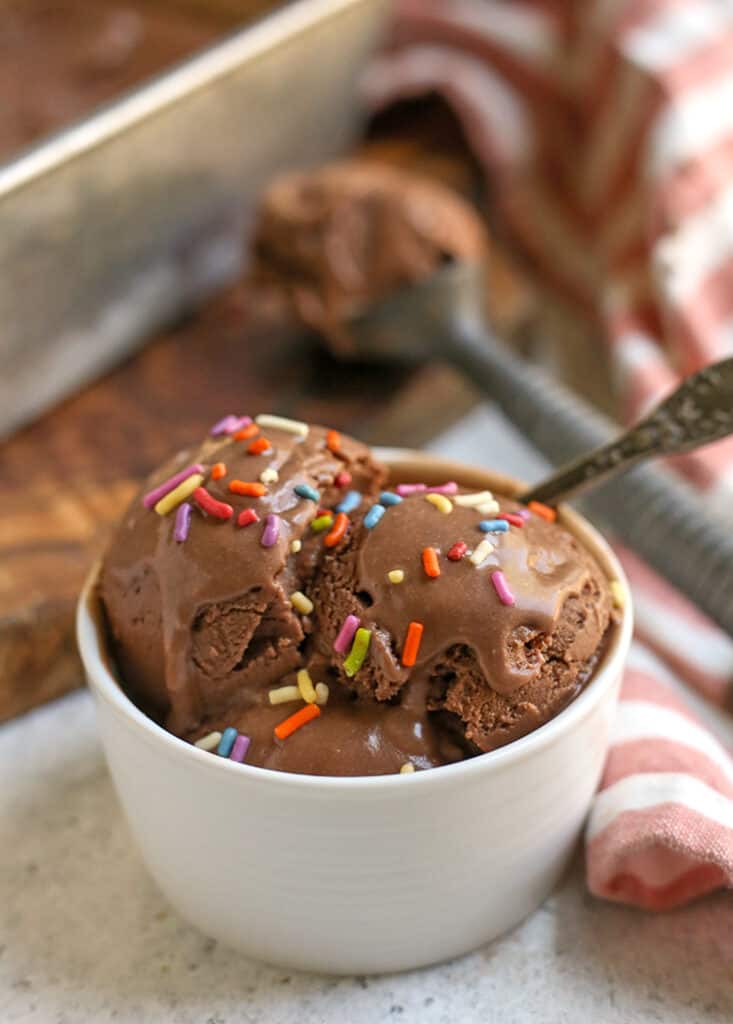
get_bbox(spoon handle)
[524,358,733,505]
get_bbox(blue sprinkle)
[294,483,320,502]
[364,503,386,529]
[217,727,238,757]
[336,490,362,514]
[379,491,403,506]
[479,519,509,533]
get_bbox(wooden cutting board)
[0,106,533,723]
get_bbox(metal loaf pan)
[0,0,392,439]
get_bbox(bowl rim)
[77,448,633,796]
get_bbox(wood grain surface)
[0,97,533,723]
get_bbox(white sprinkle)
[470,538,495,566]
[290,591,314,615]
[269,685,302,705]
[454,490,494,507]
[477,501,500,516]
[260,467,279,484]
[291,539,302,553]
[194,731,222,752]
[255,413,309,437]
[400,762,416,774]
[315,682,330,706]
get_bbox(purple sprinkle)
[261,513,280,547]
[395,483,427,496]
[210,414,238,436]
[518,509,531,520]
[142,463,204,509]
[427,481,458,495]
[174,502,192,543]
[229,415,252,433]
[229,734,251,763]
[334,614,360,654]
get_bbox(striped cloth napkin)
[365,0,733,910]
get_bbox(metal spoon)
[348,261,733,636]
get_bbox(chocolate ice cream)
[100,417,614,776]
[252,161,487,352]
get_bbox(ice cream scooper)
[347,260,733,637]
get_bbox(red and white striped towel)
[366,0,733,910]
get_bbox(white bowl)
[77,451,632,974]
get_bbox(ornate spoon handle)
[524,358,733,505]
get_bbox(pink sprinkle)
[261,513,280,547]
[518,509,531,520]
[335,471,352,488]
[173,502,192,542]
[334,614,360,654]
[142,463,204,508]
[491,570,515,606]
[210,415,237,436]
[229,734,251,763]
[229,415,252,433]
[395,483,427,496]
[427,481,458,495]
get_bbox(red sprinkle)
[211,462,226,481]
[247,437,271,455]
[237,508,260,528]
[324,512,348,548]
[193,487,233,520]
[334,471,352,488]
[326,429,341,453]
[447,541,468,561]
[499,513,524,528]
[422,546,440,579]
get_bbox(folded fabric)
[367,0,733,909]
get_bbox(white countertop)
[2,406,732,1023]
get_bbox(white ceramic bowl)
[77,451,632,974]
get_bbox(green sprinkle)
[311,514,334,532]
[343,628,371,677]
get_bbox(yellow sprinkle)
[297,668,318,703]
[314,682,329,706]
[154,473,204,515]
[425,493,453,514]
[290,591,314,615]
[268,685,301,705]
[400,762,416,774]
[454,490,494,508]
[255,413,309,437]
[260,467,279,484]
[477,500,500,516]
[387,569,405,584]
[610,579,626,609]
[291,539,302,553]
[194,731,222,752]
[470,538,494,566]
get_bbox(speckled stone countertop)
[2,408,732,1024]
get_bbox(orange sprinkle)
[211,462,226,480]
[402,621,424,667]
[324,512,348,548]
[229,480,267,497]
[528,500,557,523]
[274,702,321,741]
[235,423,259,441]
[421,546,440,579]
[247,437,271,455]
[326,429,341,453]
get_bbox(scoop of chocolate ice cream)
[100,418,614,775]
[311,492,612,755]
[252,160,487,352]
[100,417,383,735]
